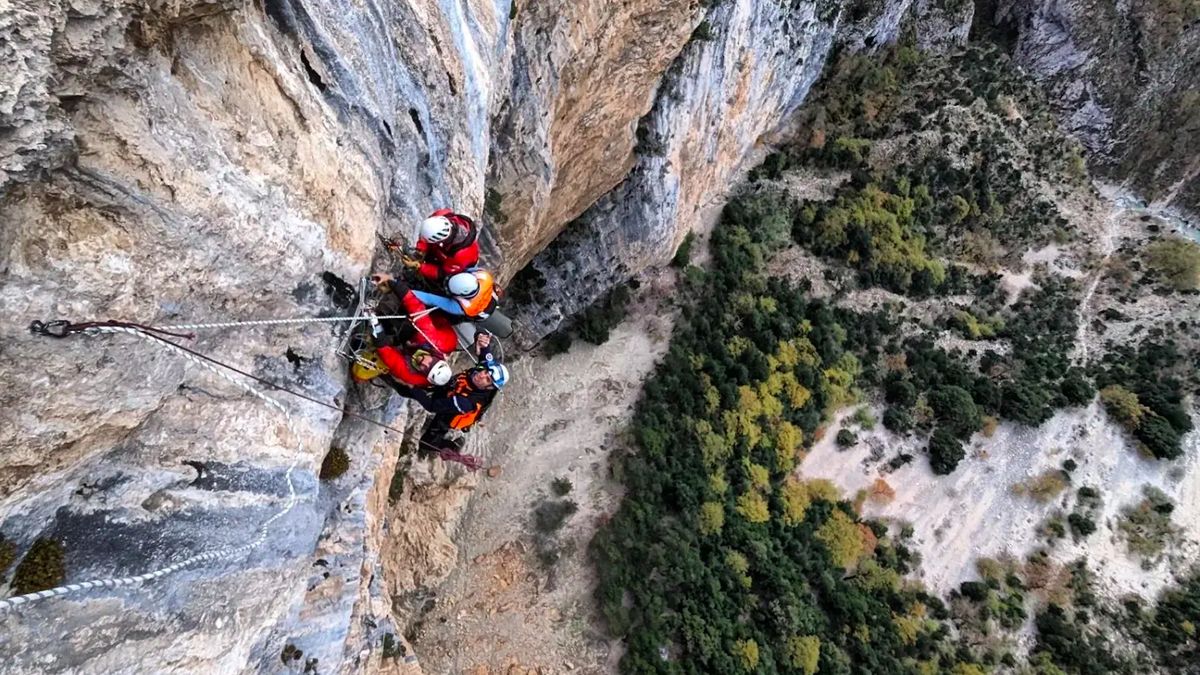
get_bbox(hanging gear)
[351,349,388,383]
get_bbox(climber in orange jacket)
[407,209,480,283]
[411,268,499,321]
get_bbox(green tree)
[780,478,812,526]
[733,639,760,670]
[1145,237,1200,290]
[785,635,821,674]
[736,492,770,523]
[928,385,982,437]
[700,501,725,535]
[816,509,865,568]
[929,428,966,475]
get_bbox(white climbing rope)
[163,311,433,332]
[0,326,305,612]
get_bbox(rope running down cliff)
[0,322,307,612]
[2,315,479,612]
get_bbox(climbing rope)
[5,318,484,613]
[0,323,304,612]
[161,310,434,332]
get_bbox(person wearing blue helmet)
[391,331,509,456]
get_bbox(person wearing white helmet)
[392,331,509,455]
[411,268,499,324]
[409,208,480,283]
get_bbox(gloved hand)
[474,330,492,351]
[401,254,422,270]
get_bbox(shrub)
[551,477,573,496]
[1100,384,1145,429]
[1012,469,1069,503]
[1134,413,1184,460]
[929,428,966,475]
[1068,513,1097,539]
[885,379,917,406]
[1060,371,1095,406]
[11,538,66,595]
[671,232,697,267]
[319,447,351,480]
[576,285,632,345]
[836,428,859,447]
[1119,486,1179,561]
[851,406,877,430]
[869,478,896,504]
[0,534,15,580]
[1145,237,1200,290]
[542,330,573,356]
[534,499,578,533]
[883,406,914,433]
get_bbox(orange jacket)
[456,270,499,319]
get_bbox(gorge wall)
[0,0,1191,672]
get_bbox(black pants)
[419,415,461,454]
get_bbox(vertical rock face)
[987,0,1200,211]
[486,0,703,269]
[0,1,505,672]
[508,0,972,341]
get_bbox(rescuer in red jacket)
[410,209,480,283]
[369,274,460,378]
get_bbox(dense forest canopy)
[591,41,1200,674]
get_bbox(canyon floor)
[406,271,679,674]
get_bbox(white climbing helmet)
[487,363,509,389]
[447,272,480,299]
[427,360,453,387]
[420,215,453,244]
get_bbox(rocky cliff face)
[985,0,1200,212]
[507,0,977,341]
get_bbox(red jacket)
[377,345,434,387]
[415,209,480,282]
[395,287,459,355]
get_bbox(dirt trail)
[408,272,677,675]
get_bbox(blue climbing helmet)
[487,362,509,389]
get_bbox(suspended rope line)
[1,323,305,612]
[4,313,489,611]
[162,309,434,332]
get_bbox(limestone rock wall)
[987,0,1200,212]
[508,0,973,341]
[0,0,505,672]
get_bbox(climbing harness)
[6,296,495,611]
